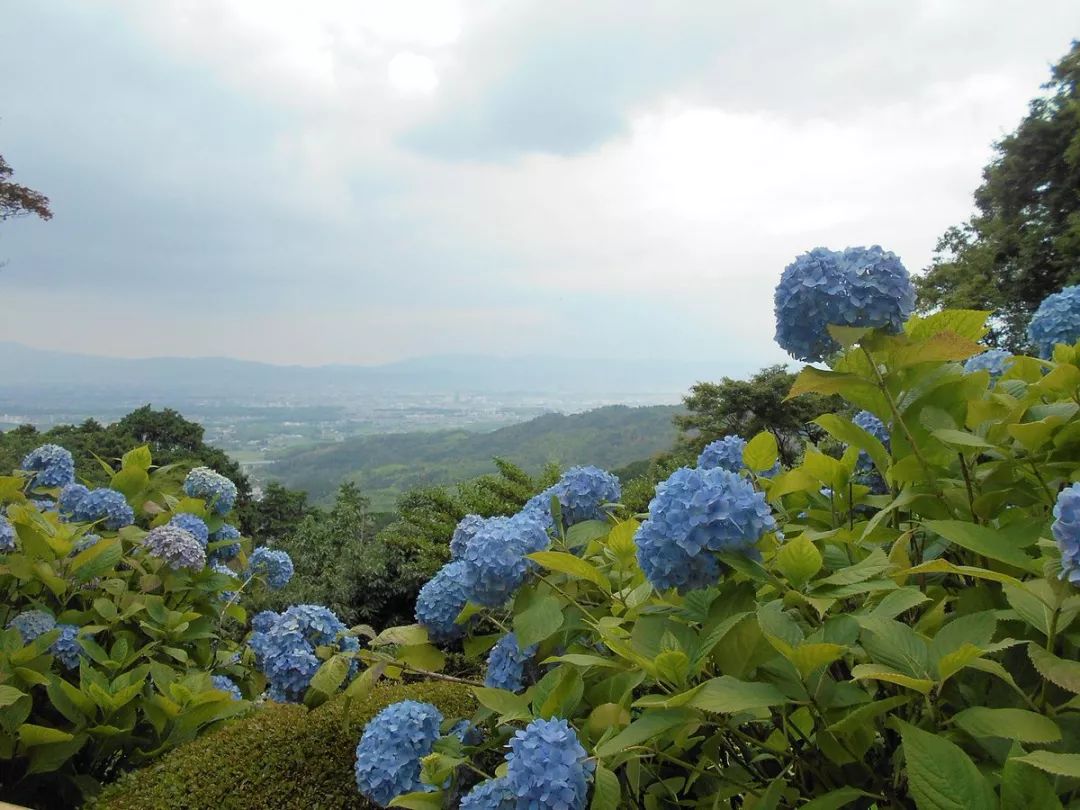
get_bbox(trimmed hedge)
[92,680,475,810]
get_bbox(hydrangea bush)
[342,251,1080,808]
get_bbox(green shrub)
[93,680,475,810]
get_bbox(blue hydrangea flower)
[210,562,238,601]
[248,547,294,590]
[774,245,916,362]
[143,525,206,571]
[505,717,593,810]
[520,488,558,533]
[635,467,776,592]
[183,467,238,515]
[460,514,550,607]
[209,523,242,561]
[21,444,75,488]
[484,632,537,693]
[58,483,89,517]
[523,467,621,529]
[252,609,278,634]
[415,560,471,642]
[168,513,209,547]
[211,674,243,700]
[0,516,15,552]
[7,609,56,644]
[852,410,890,473]
[354,700,443,806]
[964,348,1014,378]
[1052,482,1080,585]
[461,778,514,810]
[698,436,747,472]
[450,514,488,560]
[72,488,135,530]
[1029,285,1080,359]
[248,605,353,701]
[450,719,482,746]
[52,624,82,669]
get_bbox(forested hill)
[266,404,682,508]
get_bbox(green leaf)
[513,595,564,649]
[891,331,984,367]
[826,696,910,735]
[743,431,779,472]
[952,708,1060,743]
[801,787,876,810]
[122,445,153,471]
[858,616,929,678]
[923,520,1041,573]
[594,708,696,758]
[817,549,890,586]
[898,720,995,810]
[684,676,786,714]
[528,551,609,590]
[397,644,446,673]
[1011,751,1080,778]
[18,724,75,746]
[930,429,995,449]
[590,763,621,810]
[787,367,886,414]
[542,653,622,670]
[813,413,890,476]
[774,535,822,588]
[1001,746,1063,810]
[565,520,610,550]
[472,687,530,719]
[0,686,27,708]
[70,536,122,583]
[372,624,429,647]
[309,655,350,695]
[785,643,846,679]
[110,467,148,500]
[905,310,990,342]
[388,791,444,809]
[849,664,933,694]
[1028,644,1080,694]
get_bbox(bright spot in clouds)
[387,51,439,95]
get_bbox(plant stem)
[957,454,980,524]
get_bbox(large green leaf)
[594,708,696,758]
[683,676,787,714]
[1001,746,1064,810]
[528,551,609,590]
[952,708,1060,743]
[1028,644,1080,694]
[1011,751,1080,778]
[743,431,779,472]
[590,764,621,810]
[513,595,564,649]
[775,535,822,588]
[898,721,996,810]
[814,413,890,475]
[922,520,1041,573]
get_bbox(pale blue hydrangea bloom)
[1029,285,1080,359]
[183,466,238,515]
[1052,482,1080,585]
[251,609,278,634]
[774,245,915,362]
[8,609,56,644]
[72,488,135,530]
[354,700,443,806]
[248,547,294,590]
[168,513,209,547]
[450,514,488,560]
[209,523,242,561]
[964,348,1014,378]
[21,444,75,488]
[698,436,747,472]
[248,605,353,702]
[58,483,90,517]
[505,717,593,810]
[143,525,206,571]
[460,513,549,607]
[52,624,82,669]
[635,467,776,592]
[415,560,471,642]
[0,516,15,552]
[461,778,514,810]
[484,632,536,693]
[522,467,620,529]
[211,674,243,700]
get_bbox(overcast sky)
[0,1,1075,370]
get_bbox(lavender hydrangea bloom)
[211,674,243,700]
[964,348,1014,378]
[774,245,915,362]
[144,525,206,571]
[209,523,242,561]
[415,560,471,642]
[58,483,89,517]
[21,444,75,488]
[52,624,82,669]
[505,717,593,810]
[484,632,537,693]
[1029,285,1080,359]
[8,610,56,644]
[460,514,550,607]
[635,467,776,592]
[461,778,514,810]
[168,513,209,547]
[183,467,238,515]
[698,436,747,472]
[852,410,890,473]
[0,516,15,552]
[450,514,488,560]
[1052,482,1080,585]
[72,488,135,530]
[248,547,294,590]
[354,700,443,806]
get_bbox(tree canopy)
[0,153,51,223]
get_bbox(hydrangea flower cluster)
[774,245,915,362]
[143,525,206,571]
[21,444,75,488]
[698,436,747,472]
[248,547,294,590]
[0,515,15,552]
[1052,482,1080,585]
[249,604,354,702]
[461,778,513,809]
[168,513,209,547]
[522,467,621,529]
[635,467,776,592]
[963,348,1014,378]
[209,523,242,561]
[211,674,243,701]
[505,717,593,810]
[450,514,488,560]
[52,624,82,669]
[1029,285,1080,359]
[354,700,443,806]
[484,632,537,693]
[183,466,238,515]
[414,560,471,642]
[8,609,56,643]
[460,513,550,607]
[71,488,135,530]
[58,483,90,517]
[852,410,890,472]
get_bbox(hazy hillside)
[266,404,682,508]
